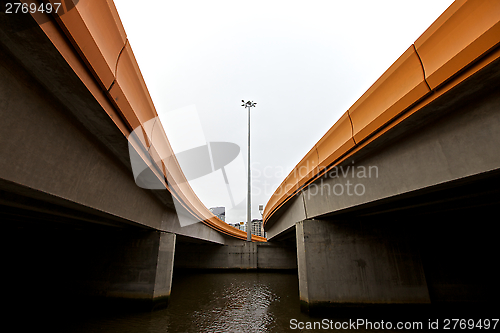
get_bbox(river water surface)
[42,271,443,332]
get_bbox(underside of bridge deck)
[292,171,500,315]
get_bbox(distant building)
[251,219,265,238]
[209,206,225,222]
[228,219,265,237]
[228,222,245,231]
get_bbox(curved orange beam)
[31,0,265,242]
[264,0,500,226]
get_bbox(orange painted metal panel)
[349,46,431,144]
[293,145,319,192]
[352,45,500,166]
[35,0,264,241]
[415,0,500,89]
[263,145,319,223]
[31,6,128,137]
[264,111,355,223]
[145,125,263,240]
[130,130,264,241]
[264,0,500,226]
[49,0,127,89]
[143,118,265,241]
[140,128,260,240]
[110,42,157,126]
[265,48,500,227]
[316,111,356,169]
[264,1,500,226]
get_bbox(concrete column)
[152,232,176,307]
[296,219,430,313]
[106,231,176,310]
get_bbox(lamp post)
[241,100,256,241]
[259,204,265,238]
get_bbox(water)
[58,271,314,333]
[30,270,471,332]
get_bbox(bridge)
[1,0,274,311]
[2,0,499,315]
[263,0,500,313]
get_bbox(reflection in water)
[58,271,312,333]
[179,273,278,332]
[157,271,311,333]
[52,271,417,332]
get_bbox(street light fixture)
[241,100,256,241]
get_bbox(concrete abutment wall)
[296,219,431,313]
[174,241,297,270]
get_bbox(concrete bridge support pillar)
[296,219,430,314]
[106,231,176,310]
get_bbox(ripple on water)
[57,271,313,333]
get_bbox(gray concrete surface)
[2,8,290,311]
[0,10,230,245]
[105,231,176,309]
[266,57,500,240]
[296,219,430,312]
[175,241,297,270]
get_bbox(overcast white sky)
[114,0,454,223]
